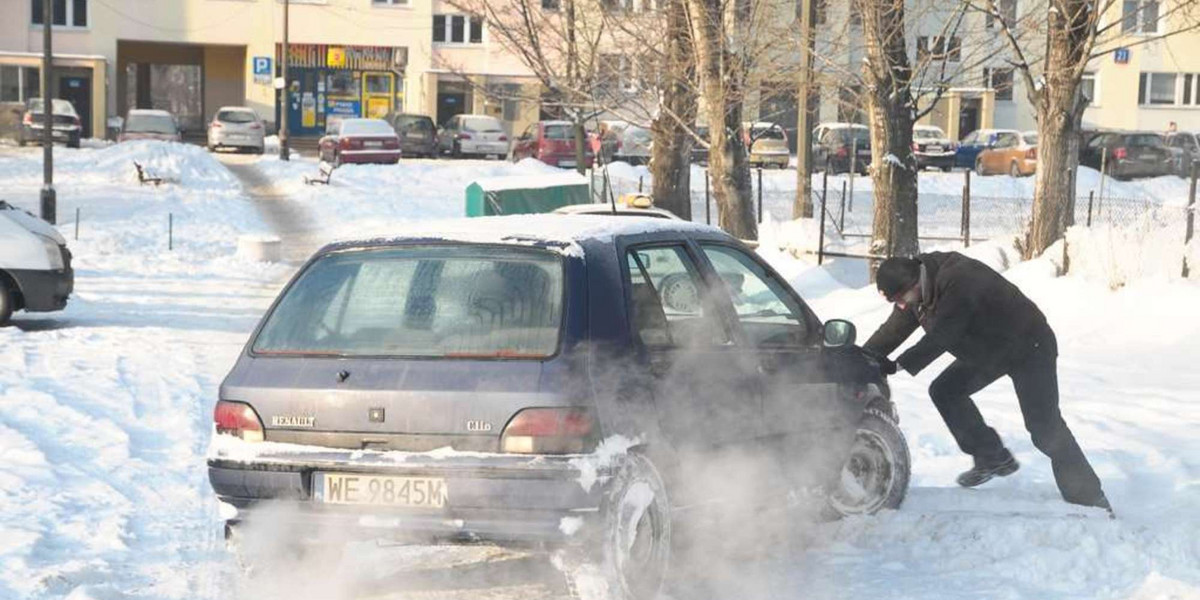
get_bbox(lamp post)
[278,0,290,161]
[40,0,56,224]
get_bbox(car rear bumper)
[1114,160,1172,178]
[211,132,265,147]
[461,141,510,156]
[915,153,955,168]
[23,125,79,141]
[207,443,611,544]
[338,149,402,163]
[8,264,73,312]
[540,153,595,168]
[749,152,790,166]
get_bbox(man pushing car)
[864,252,1111,513]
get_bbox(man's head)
[876,257,922,310]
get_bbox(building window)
[542,0,560,9]
[0,66,42,102]
[1185,74,1194,105]
[31,0,88,27]
[433,14,483,45]
[917,36,961,62]
[1122,0,1159,34]
[372,0,410,6]
[1138,72,1177,105]
[986,0,1016,29]
[1081,72,1097,106]
[984,67,1014,101]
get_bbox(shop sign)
[327,47,348,69]
[328,99,361,117]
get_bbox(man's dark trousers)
[927,330,1106,506]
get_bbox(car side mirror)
[823,319,857,348]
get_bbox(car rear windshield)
[1023,132,1039,145]
[28,99,76,115]
[839,128,871,145]
[395,115,434,134]
[125,114,177,134]
[545,124,573,140]
[253,246,564,358]
[752,126,785,140]
[217,110,257,123]
[341,120,394,135]
[1127,134,1164,147]
[464,117,504,133]
[914,128,944,140]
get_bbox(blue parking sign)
[253,57,272,75]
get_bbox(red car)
[511,120,594,169]
[319,118,401,166]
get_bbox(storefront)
[276,44,407,137]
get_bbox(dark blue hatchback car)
[207,215,909,599]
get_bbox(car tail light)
[456,133,472,140]
[212,122,223,129]
[501,408,597,454]
[1025,147,1037,160]
[836,146,848,158]
[214,400,265,442]
[23,112,32,125]
[71,115,80,125]
[385,137,399,149]
[499,134,508,142]
[911,142,919,152]
[1114,147,1127,161]
[249,122,262,130]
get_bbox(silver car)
[207,106,265,154]
[437,114,510,158]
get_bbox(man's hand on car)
[877,356,898,376]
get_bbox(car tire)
[975,158,986,176]
[0,277,14,327]
[254,145,264,155]
[68,136,80,149]
[1010,161,1022,178]
[823,407,911,518]
[452,141,463,159]
[572,452,672,600]
[941,164,952,173]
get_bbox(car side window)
[995,132,1018,148]
[625,246,730,348]
[962,131,977,145]
[699,245,809,347]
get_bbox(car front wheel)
[825,407,910,517]
[975,158,986,176]
[0,277,14,326]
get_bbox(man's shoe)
[956,450,1020,488]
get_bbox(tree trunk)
[1027,0,1092,258]
[650,0,696,219]
[687,0,757,240]
[857,0,919,260]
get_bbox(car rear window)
[839,128,871,145]
[395,115,434,134]
[125,114,177,134]
[217,110,257,123]
[1023,132,1039,145]
[914,128,944,140]
[464,117,504,133]
[752,126,785,140]
[341,119,394,135]
[253,246,564,358]
[1127,134,1164,147]
[545,124,572,140]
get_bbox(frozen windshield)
[752,126,785,140]
[914,128,945,140]
[125,113,178,134]
[253,246,564,358]
[28,99,77,115]
[464,117,504,133]
[216,109,257,123]
[340,119,394,135]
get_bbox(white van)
[0,201,74,325]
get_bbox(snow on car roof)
[324,214,725,257]
[471,172,589,191]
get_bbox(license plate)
[927,145,942,153]
[364,141,383,148]
[315,472,448,508]
[486,153,500,160]
[406,132,424,139]
[560,160,577,168]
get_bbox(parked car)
[318,118,401,166]
[813,123,872,174]
[975,130,1038,177]
[206,106,265,154]
[690,124,711,165]
[118,109,182,143]
[511,120,595,168]
[743,122,790,169]
[599,122,652,165]
[0,200,73,326]
[1080,131,1176,180]
[19,98,82,148]
[552,194,681,219]
[1165,131,1200,177]
[912,125,955,171]
[388,113,438,158]
[437,114,509,158]
[953,128,1017,170]
[207,215,909,599]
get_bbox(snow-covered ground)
[0,143,1197,599]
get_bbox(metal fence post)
[839,180,847,232]
[638,175,644,193]
[821,167,829,221]
[962,169,971,247]
[838,177,847,232]
[74,207,80,241]
[705,169,711,225]
[1087,191,1094,227]
[168,212,174,251]
[1184,163,1197,278]
[757,167,763,222]
[817,187,828,265]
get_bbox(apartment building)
[0,0,541,139]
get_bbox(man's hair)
[876,257,921,300]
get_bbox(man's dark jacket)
[864,251,1052,375]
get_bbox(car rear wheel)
[825,408,910,517]
[0,277,14,327]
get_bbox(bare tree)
[649,0,697,219]
[983,0,1200,257]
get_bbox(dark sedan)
[319,118,401,166]
[1081,131,1175,180]
[208,216,909,599]
[388,113,438,158]
[19,98,82,148]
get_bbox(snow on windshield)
[341,119,394,136]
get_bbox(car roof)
[128,109,173,117]
[217,106,255,112]
[541,120,572,127]
[820,122,868,129]
[320,215,725,257]
[552,204,680,219]
[914,124,943,130]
